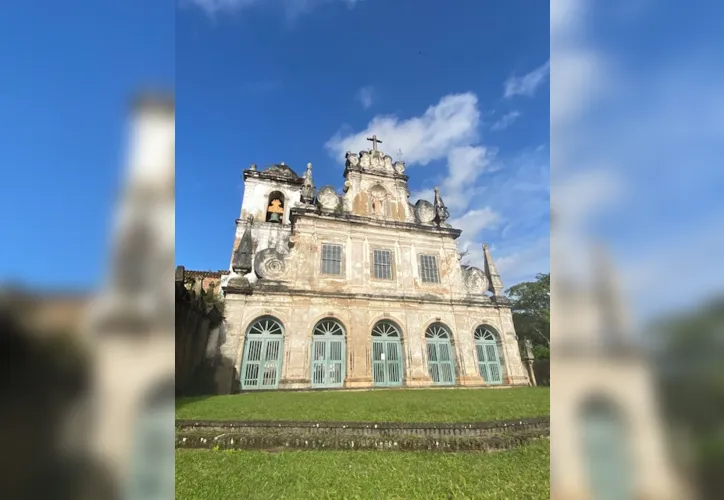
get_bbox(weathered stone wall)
[175,266,223,396]
[216,292,528,393]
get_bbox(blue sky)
[177,0,550,286]
[0,0,174,290]
[550,0,724,323]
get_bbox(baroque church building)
[217,137,530,392]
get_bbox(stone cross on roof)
[366,134,383,152]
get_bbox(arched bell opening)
[266,191,285,223]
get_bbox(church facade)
[217,137,530,392]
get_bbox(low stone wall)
[176,416,549,452]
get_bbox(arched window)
[474,325,503,385]
[371,320,404,387]
[240,316,284,390]
[425,323,456,385]
[580,396,634,500]
[266,191,285,223]
[311,319,346,388]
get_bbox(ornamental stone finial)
[301,161,315,204]
[250,163,257,171]
[433,187,449,225]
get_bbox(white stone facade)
[218,145,530,392]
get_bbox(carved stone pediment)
[316,185,340,211]
[414,199,435,224]
[254,248,290,280]
[462,266,489,294]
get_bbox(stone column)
[345,305,373,387]
[402,309,433,386]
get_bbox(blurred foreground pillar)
[551,247,689,500]
[84,93,175,499]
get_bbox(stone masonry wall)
[216,292,529,393]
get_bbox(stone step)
[175,416,549,452]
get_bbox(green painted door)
[371,321,404,386]
[425,323,456,385]
[311,319,346,388]
[123,383,174,500]
[581,399,634,500]
[241,317,284,390]
[475,326,503,384]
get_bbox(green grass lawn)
[176,439,550,500]
[176,387,549,423]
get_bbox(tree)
[506,273,550,348]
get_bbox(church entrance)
[310,319,346,388]
[425,323,456,385]
[240,317,284,390]
[371,320,404,387]
[474,326,503,384]
[580,397,634,500]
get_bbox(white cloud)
[504,60,550,99]
[186,0,363,18]
[325,92,480,165]
[355,86,374,109]
[449,207,500,243]
[490,111,521,131]
[326,92,549,286]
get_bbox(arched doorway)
[580,396,634,500]
[123,381,175,500]
[371,320,404,387]
[474,325,503,385]
[425,323,456,385]
[311,319,346,388]
[240,316,284,390]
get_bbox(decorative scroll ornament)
[393,161,406,175]
[414,199,435,223]
[254,248,289,280]
[345,151,360,167]
[463,266,489,294]
[316,185,340,211]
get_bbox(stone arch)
[239,315,285,390]
[578,394,634,500]
[368,313,406,340]
[266,190,285,223]
[424,322,457,385]
[310,317,347,388]
[370,319,405,387]
[474,324,505,385]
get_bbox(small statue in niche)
[371,198,384,216]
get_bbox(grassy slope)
[176,439,550,500]
[176,387,549,423]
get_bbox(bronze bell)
[269,212,281,223]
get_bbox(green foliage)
[176,387,550,423]
[532,345,550,360]
[176,439,551,499]
[653,299,724,497]
[506,273,550,347]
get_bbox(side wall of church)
[216,293,529,393]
